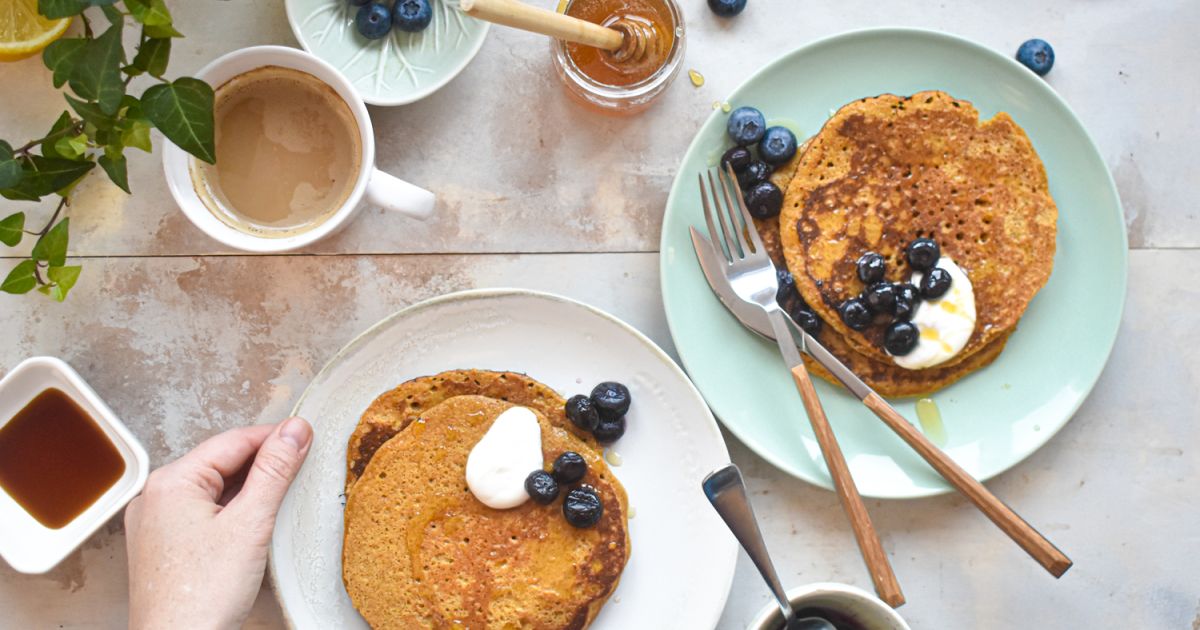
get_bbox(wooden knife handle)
[862,392,1073,577]
[791,364,906,607]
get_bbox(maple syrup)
[0,389,125,529]
[551,0,684,114]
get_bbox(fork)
[698,165,905,608]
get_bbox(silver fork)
[698,165,905,607]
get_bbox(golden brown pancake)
[345,370,596,490]
[779,91,1056,368]
[343,395,629,630]
[760,139,1011,397]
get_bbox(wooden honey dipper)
[459,0,659,63]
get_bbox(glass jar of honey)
[550,0,685,114]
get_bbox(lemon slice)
[0,0,72,63]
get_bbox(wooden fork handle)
[862,392,1073,577]
[791,364,906,607]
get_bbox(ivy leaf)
[32,218,69,267]
[40,112,76,159]
[1,260,38,295]
[38,0,88,19]
[0,213,25,247]
[0,157,94,201]
[46,265,82,302]
[43,38,87,89]
[68,21,125,115]
[144,23,183,38]
[98,151,129,193]
[65,94,116,130]
[53,134,89,160]
[0,141,22,189]
[120,118,153,153]
[125,0,172,26]
[131,36,170,77]
[100,3,122,24]
[142,77,215,163]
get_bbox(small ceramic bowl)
[746,583,911,630]
[0,357,148,574]
[285,0,489,105]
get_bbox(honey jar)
[551,0,685,114]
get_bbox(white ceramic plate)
[269,289,736,629]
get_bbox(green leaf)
[38,0,88,19]
[98,151,129,193]
[0,156,94,201]
[40,112,77,159]
[125,0,172,26]
[143,23,183,38]
[1,261,38,295]
[46,265,82,301]
[142,77,215,163]
[0,141,22,189]
[65,94,116,130]
[31,218,69,266]
[43,38,87,89]
[53,134,89,160]
[120,118,153,152]
[0,213,24,247]
[131,36,171,77]
[68,21,125,116]
[100,3,122,24]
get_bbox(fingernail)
[279,417,312,451]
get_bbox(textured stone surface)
[0,0,1196,627]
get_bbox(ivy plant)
[1,0,216,301]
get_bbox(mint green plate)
[660,28,1127,499]
[286,0,488,106]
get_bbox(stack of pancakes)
[757,91,1057,397]
[342,370,630,629]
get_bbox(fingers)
[165,424,277,502]
[224,417,313,534]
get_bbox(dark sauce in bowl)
[777,607,868,630]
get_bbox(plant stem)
[34,197,69,237]
[13,121,86,156]
[80,11,93,38]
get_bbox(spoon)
[703,464,837,630]
[459,0,658,63]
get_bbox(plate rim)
[284,0,491,107]
[268,288,738,628]
[658,26,1128,499]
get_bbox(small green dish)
[660,28,1127,499]
[285,0,489,106]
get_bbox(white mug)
[746,583,911,630]
[161,45,435,252]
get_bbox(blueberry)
[727,106,766,146]
[892,297,915,321]
[744,181,783,219]
[921,267,952,299]
[884,321,919,356]
[775,267,796,305]
[348,0,371,6]
[524,470,559,505]
[895,282,919,304]
[905,238,940,272]
[838,297,872,331]
[564,394,600,432]
[355,2,392,39]
[791,308,823,336]
[758,126,797,165]
[590,381,631,419]
[1016,38,1054,76]
[707,0,746,17]
[720,146,752,173]
[736,161,771,188]
[552,451,588,484]
[863,282,896,314]
[592,415,626,444]
[856,252,886,285]
[562,486,603,528]
[392,0,433,33]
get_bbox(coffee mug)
[746,583,911,630]
[161,45,435,252]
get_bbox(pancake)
[346,370,595,490]
[779,91,1056,368]
[343,395,629,630]
[760,142,1011,397]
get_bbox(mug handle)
[365,168,436,219]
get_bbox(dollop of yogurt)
[465,407,543,509]
[892,257,977,370]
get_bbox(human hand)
[124,418,313,630]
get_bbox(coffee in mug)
[190,65,362,237]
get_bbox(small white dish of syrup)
[0,356,148,574]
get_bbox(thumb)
[226,417,313,533]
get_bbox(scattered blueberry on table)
[355,2,392,39]
[758,126,797,165]
[393,0,433,33]
[707,0,747,18]
[1016,38,1055,76]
